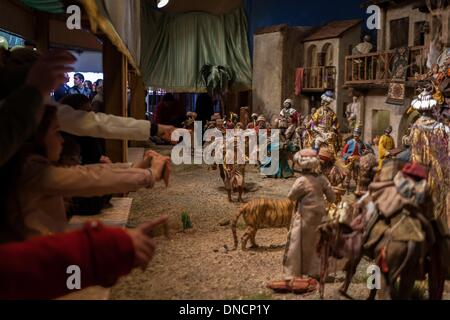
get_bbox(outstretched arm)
[0,222,134,300]
[55,103,176,143]
[22,157,155,198]
[0,216,168,300]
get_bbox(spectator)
[91,81,104,113]
[0,104,170,241]
[0,48,169,300]
[84,80,93,93]
[1,48,176,144]
[93,79,103,91]
[0,49,76,167]
[91,79,103,101]
[155,93,185,127]
[59,94,112,217]
[69,72,90,97]
[0,217,168,300]
[53,72,70,102]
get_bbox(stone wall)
[338,26,362,131]
[383,3,431,49]
[252,26,311,124]
[362,88,414,146]
[282,27,311,116]
[252,31,285,123]
[380,2,450,49]
[300,25,362,129]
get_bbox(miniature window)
[322,43,334,66]
[389,17,409,49]
[307,45,318,67]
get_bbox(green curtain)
[140,5,252,92]
[20,0,64,13]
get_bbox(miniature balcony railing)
[303,66,336,91]
[344,46,426,85]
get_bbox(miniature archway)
[307,44,318,67]
[322,43,334,67]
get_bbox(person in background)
[0,49,76,167]
[0,48,176,145]
[59,94,112,217]
[91,81,104,113]
[69,72,90,97]
[92,79,103,95]
[155,93,185,128]
[0,49,170,300]
[53,72,70,102]
[84,80,94,99]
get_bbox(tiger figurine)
[231,198,294,250]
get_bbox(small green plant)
[181,211,192,231]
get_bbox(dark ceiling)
[158,0,242,15]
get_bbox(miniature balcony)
[344,46,426,86]
[303,66,337,91]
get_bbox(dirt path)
[110,145,450,300]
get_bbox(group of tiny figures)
[204,68,448,299]
[182,91,390,202]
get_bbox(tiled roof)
[303,19,362,42]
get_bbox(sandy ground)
[110,145,450,300]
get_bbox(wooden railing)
[303,66,336,90]
[344,46,427,85]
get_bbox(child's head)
[0,104,62,241]
[32,105,64,162]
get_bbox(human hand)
[100,156,112,164]
[150,153,171,185]
[157,124,177,144]
[26,50,76,97]
[142,150,171,186]
[133,156,152,170]
[126,216,169,270]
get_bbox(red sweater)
[0,222,135,300]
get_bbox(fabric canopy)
[81,0,141,73]
[20,0,64,14]
[140,5,252,92]
[103,0,141,67]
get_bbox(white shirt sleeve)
[54,102,150,141]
